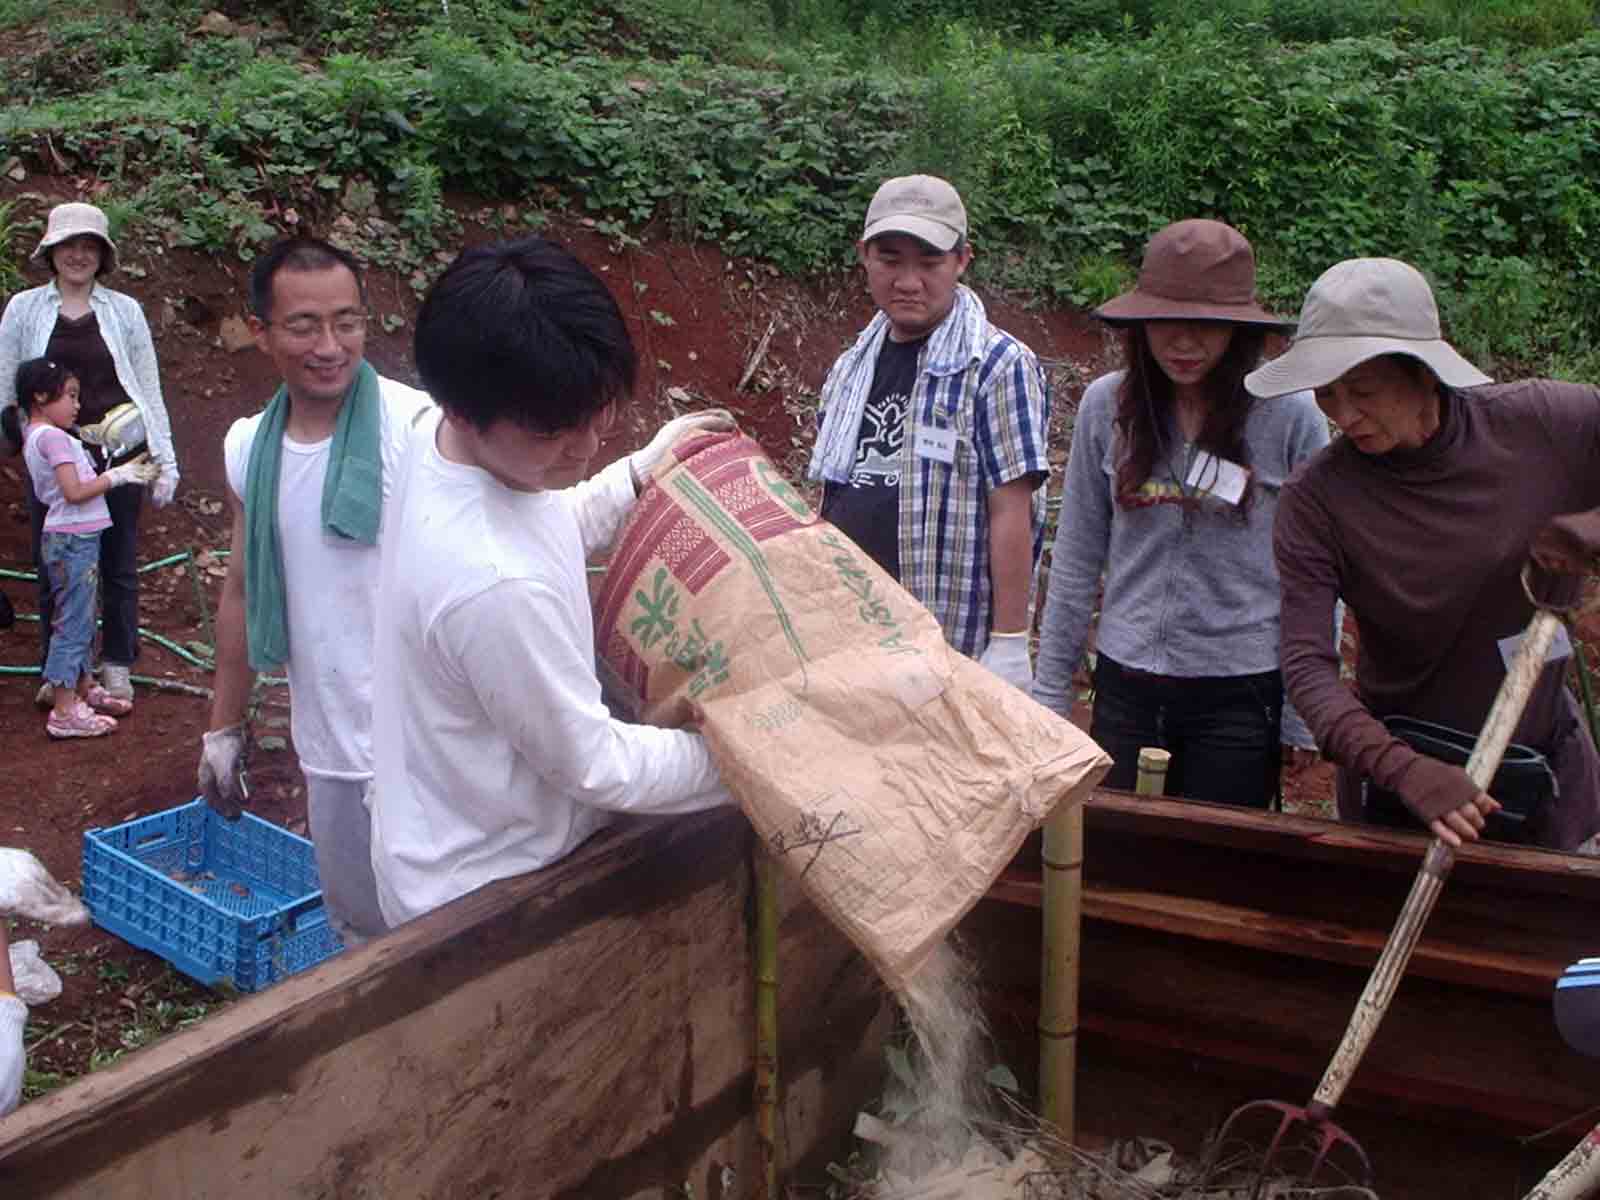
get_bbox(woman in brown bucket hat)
[1031,219,1328,808]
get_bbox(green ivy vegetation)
[1,0,1599,374]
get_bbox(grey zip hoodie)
[1031,370,1328,747]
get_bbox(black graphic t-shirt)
[820,334,925,580]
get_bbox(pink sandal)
[47,700,117,740]
[85,684,133,717]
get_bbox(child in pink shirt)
[7,358,157,737]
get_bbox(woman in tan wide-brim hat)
[1254,256,1600,852]
[0,201,179,711]
[1031,219,1329,809]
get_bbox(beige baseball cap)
[1246,257,1490,397]
[862,175,968,252]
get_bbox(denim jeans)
[28,471,142,669]
[40,531,102,689]
[1090,655,1284,809]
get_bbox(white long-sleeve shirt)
[369,411,731,927]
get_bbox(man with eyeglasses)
[198,236,432,943]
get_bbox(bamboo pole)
[1038,797,1083,1141]
[1135,747,1172,796]
[753,846,782,1199]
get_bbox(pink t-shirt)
[22,422,111,534]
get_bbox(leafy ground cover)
[2,1,1600,376]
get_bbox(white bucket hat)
[31,202,118,276]
[1245,257,1491,397]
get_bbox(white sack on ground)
[594,430,1110,991]
[0,848,89,926]
[8,940,62,1006]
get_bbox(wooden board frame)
[976,788,1600,1133]
[0,812,891,1198]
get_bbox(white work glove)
[979,632,1033,691]
[0,848,89,926]
[104,459,160,489]
[151,466,178,508]
[199,723,251,821]
[8,940,62,1006]
[629,409,737,490]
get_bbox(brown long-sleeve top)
[1275,379,1600,850]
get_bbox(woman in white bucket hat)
[1031,219,1329,809]
[1252,257,1600,850]
[0,201,179,710]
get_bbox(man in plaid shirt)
[807,175,1051,689]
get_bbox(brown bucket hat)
[1096,219,1287,327]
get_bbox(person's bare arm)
[986,477,1035,634]
[208,491,252,732]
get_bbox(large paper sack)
[594,432,1109,990]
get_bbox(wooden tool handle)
[1522,1124,1600,1200]
[1309,610,1563,1117]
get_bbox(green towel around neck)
[243,360,383,672]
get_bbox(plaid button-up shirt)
[809,286,1050,657]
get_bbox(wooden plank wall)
[973,790,1600,1134]
[0,812,891,1199]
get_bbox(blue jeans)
[40,531,102,689]
[1090,655,1283,809]
[29,472,142,669]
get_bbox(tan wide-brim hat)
[1245,257,1491,397]
[31,202,118,276]
[1096,219,1288,327]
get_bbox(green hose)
[139,550,193,573]
[11,613,213,669]
[2,547,221,583]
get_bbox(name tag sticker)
[914,426,957,464]
[1185,452,1249,506]
[1498,623,1573,669]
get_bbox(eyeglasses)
[530,402,621,443]
[268,312,369,341]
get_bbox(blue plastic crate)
[82,799,344,992]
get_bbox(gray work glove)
[199,723,251,821]
[104,459,160,489]
[629,409,737,490]
[979,632,1034,692]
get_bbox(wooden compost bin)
[0,811,892,1198]
[967,789,1600,1196]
